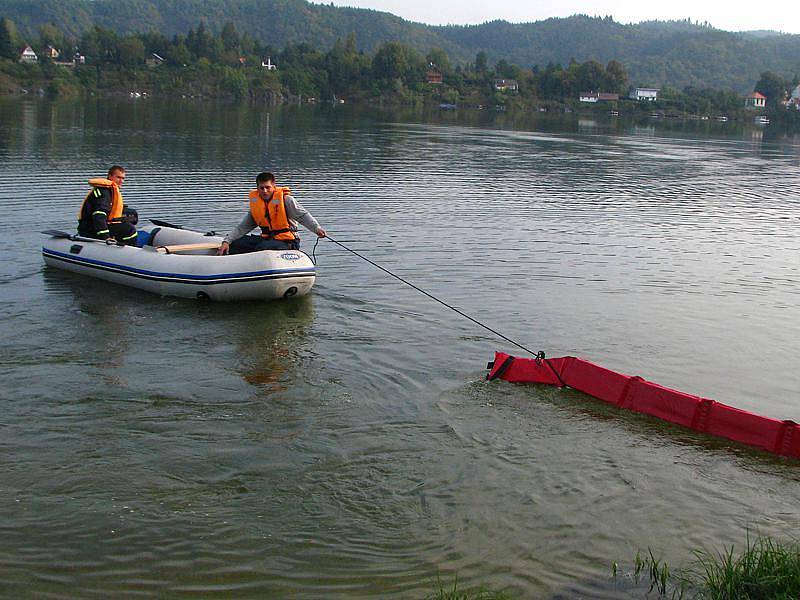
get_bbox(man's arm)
[90,188,113,239]
[218,212,257,255]
[284,195,325,237]
[223,212,257,244]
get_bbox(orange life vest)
[248,187,298,241]
[79,178,124,223]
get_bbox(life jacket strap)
[259,226,298,238]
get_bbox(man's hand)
[315,227,326,238]
[217,241,230,255]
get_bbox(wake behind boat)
[41,224,316,301]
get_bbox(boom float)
[487,352,800,460]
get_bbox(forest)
[1,13,799,126]
[1,0,800,91]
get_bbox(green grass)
[426,577,513,600]
[625,534,800,599]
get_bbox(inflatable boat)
[41,224,316,301]
[487,352,800,460]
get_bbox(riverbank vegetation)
[2,16,800,127]
[4,0,800,91]
[426,579,512,600]
[622,535,800,598]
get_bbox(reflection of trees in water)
[230,296,316,391]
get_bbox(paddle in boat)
[41,222,316,301]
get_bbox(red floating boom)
[487,352,800,460]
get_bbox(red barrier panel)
[487,352,800,460]
[621,379,700,429]
[559,358,632,405]
[487,352,566,385]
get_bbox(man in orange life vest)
[217,172,326,255]
[77,165,139,245]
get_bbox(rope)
[311,236,320,265]
[323,235,544,358]
[535,351,567,388]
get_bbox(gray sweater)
[223,194,321,243]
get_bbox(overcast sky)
[325,0,800,34]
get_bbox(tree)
[38,23,64,51]
[187,22,221,61]
[475,51,487,74]
[426,47,451,74]
[0,17,18,60]
[371,41,409,80]
[165,40,191,66]
[220,22,240,52]
[117,37,145,66]
[576,60,607,92]
[80,26,119,63]
[326,36,368,93]
[754,71,787,107]
[221,66,248,98]
[606,60,628,93]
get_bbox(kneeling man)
[218,172,326,255]
[77,165,138,245]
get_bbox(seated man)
[77,165,138,245]
[218,171,326,255]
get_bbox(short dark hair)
[256,172,275,185]
[108,165,125,177]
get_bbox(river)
[1,97,799,597]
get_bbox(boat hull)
[42,227,316,301]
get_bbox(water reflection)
[222,296,314,391]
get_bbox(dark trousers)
[110,222,139,246]
[229,234,299,254]
[78,221,139,246]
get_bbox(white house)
[744,92,766,109]
[261,57,277,70]
[629,87,659,102]
[579,91,620,103]
[494,78,518,92]
[145,53,165,68]
[19,45,38,64]
[788,85,800,110]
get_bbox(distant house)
[426,65,442,84]
[44,45,60,59]
[629,87,659,102]
[19,45,38,64]
[261,57,277,70]
[744,91,766,109]
[238,57,247,66]
[494,78,518,92]
[74,53,86,65]
[579,91,619,103]
[788,85,800,110]
[145,53,165,68]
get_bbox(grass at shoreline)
[625,535,800,598]
[426,577,513,600]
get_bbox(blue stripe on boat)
[42,248,315,285]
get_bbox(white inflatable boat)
[41,224,316,301]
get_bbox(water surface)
[1,97,799,597]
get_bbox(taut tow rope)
[323,235,564,384]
